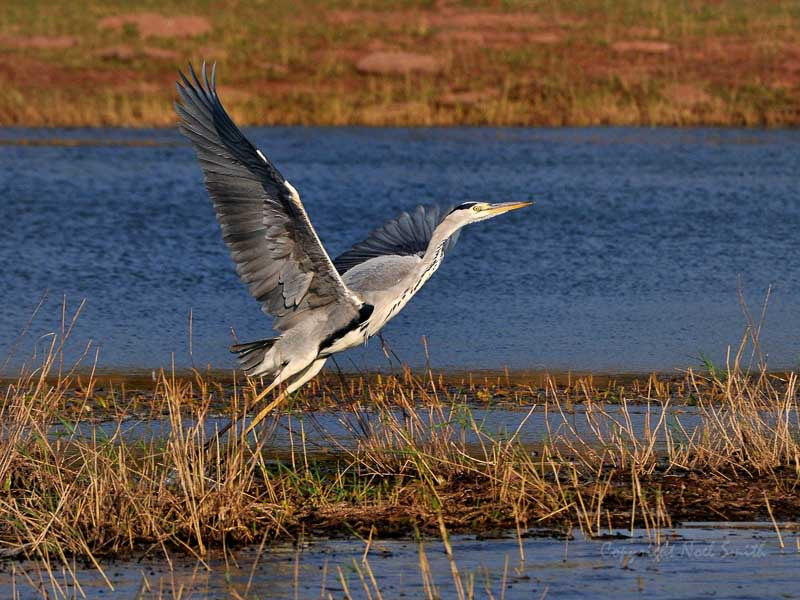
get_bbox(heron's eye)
[472,205,481,212]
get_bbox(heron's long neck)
[408,224,458,293]
[371,223,460,336]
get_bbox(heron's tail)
[231,338,278,376]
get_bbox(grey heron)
[175,64,531,436]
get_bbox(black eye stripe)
[451,202,477,213]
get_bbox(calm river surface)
[1,127,799,373]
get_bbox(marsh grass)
[0,303,799,596]
[0,308,800,568]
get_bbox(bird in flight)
[175,64,531,435]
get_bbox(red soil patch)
[355,51,442,75]
[528,32,562,44]
[434,30,485,44]
[328,9,544,30]
[681,37,796,87]
[328,8,568,53]
[0,55,136,89]
[435,29,562,46]
[626,26,662,39]
[197,45,228,61]
[317,46,364,64]
[98,13,211,38]
[96,44,178,61]
[0,34,79,49]
[326,9,411,27]
[263,62,289,78]
[666,83,712,106]
[143,47,179,60]
[435,12,543,29]
[566,40,664,83]
[612,40,672,53]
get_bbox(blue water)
[1,127,799,374]
[2,525,797,599]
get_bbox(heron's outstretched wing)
[334,204,459,274]
[175,63,362,332]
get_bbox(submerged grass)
[1,305,799,596]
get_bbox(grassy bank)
[1,1,798,127]
[1,316,799,587]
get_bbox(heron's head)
[445,201,532,229]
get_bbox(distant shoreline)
[1,123,799,138]
[2,2,798,128]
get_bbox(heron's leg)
[205,358,326,451]
[378,332,392,361]
[249,370,288,406]
[203,370,285,451]
[243,358,327,438]
[377,332,405,368]
[206,418,235,450]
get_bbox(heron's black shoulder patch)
[319,303,374,352]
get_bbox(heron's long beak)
[484,201,533,215]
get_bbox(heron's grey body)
[175,64,531,420]
[235,206,461,395]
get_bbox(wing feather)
[175,63,361,332]
[334,204,460,274]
